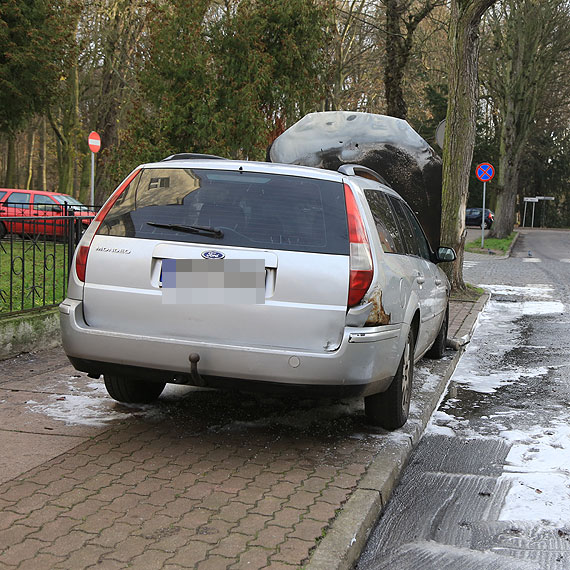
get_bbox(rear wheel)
[426,305,448,359]
[0,222,6,239]
[365,329,414,430]
[104,374,166,404]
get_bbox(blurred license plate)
[160,258,265,304]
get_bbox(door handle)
[435,279,442,286]
[416,274,425,285]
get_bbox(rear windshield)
[98,168,349,255]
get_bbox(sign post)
[475,162,495,248]
[536,196,555,228]
[88,131,101,205]
[523,197,538,227]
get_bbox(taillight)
[75,245,89,282]
[73,168,140,282]
[344,183,373,307]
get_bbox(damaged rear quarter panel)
[365,287,391,325]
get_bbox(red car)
[0,189,95,238]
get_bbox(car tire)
[103,374,166,404]
[0,222,6,239]
[426,305,448,359]
[365,329,414,430]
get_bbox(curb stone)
[306,293,490,570]
[503,230,519,259]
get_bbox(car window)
[6,192,31,205]
[33,195,61,211]
[363,189,404,254]
[388,196,421,256]
[52,195,85,206]
[401,202,432,260]
[0,191,6,202]
[99,168,350,255]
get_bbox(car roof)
[0,188,72,197]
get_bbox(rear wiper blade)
[147,222,223,238]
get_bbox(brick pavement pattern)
[0,298,482,569]
[0,348,380,570]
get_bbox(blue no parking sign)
[475,162,494,248]
[476,162,495,182]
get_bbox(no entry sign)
[476,162,494,182]
[88,131,101,153]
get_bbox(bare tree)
[440,0,497,290]
[383,0,446,119]
[483,0,570,238]
[324,0,383,111]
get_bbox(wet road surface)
[357,230,570,570]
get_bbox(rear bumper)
[59,299,404,396]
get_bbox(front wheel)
[365,329,414,430]
[104,374,166,404]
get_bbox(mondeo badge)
[201,250,225,260]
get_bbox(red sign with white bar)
[88,131,101,153]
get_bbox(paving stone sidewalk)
[0,297,486,570]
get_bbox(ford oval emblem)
[201,250,225,260]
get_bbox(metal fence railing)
[0,211,95,315]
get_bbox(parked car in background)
[0,189,95,238]
[465,207,494,229]
[60,156,455,430]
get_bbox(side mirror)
[435,246,456,263]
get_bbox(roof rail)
[338,164,390,187]
[161,153,225,161]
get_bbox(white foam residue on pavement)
[440,290,564,396]
[499,420,570,524]
[499,472,570,524]
[452,366,549,394]
[415,366,444,393]
[428,410,473,436]
[30,393,137,427]
[478,284,554,298]
[428,283,570,525]
[26,379,159,428]
[520,300,565,315]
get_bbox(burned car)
[60,113,455,430]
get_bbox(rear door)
[388,196,441,354]
[82,166,351,353]
[400,201,448,323]
[32,194,65,236]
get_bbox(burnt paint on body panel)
[268,111,442,250]
[365,288,391,326]
[315,147,442,250]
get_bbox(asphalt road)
[357,229,570,570]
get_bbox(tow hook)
[189,353,206,387]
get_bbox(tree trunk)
[26,128,36,190]
[4,133,19,188]
[384,0,407,119]
[51,62,80,196]
[491,104,522,238]
[440,0,497,290]
[39,116,47,191]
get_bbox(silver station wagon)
[60,156,455,430]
